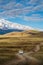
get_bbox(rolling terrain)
[0,30,43,65]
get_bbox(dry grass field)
[0,30,43,65]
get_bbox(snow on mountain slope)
[0,18,33,30]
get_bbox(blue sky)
[0,0,43,30]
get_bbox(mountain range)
[0,18,33,34]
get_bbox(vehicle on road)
[18,50,24,55]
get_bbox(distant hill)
[0,29,23,35]
[0,30,43,37]
[4,31,29,37]
[2,30,43,37]
[24,30,43,37]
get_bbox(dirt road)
[4,44,42,65]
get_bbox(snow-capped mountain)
[0,18,33,30]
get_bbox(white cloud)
[28,0,37,4]
[0,1,16,10]
[33,4,43,12]
[15,3,24,9]
[0,0,43,22]
[3,2,16,10]
[0,5,33,18]
[23,16,43,21]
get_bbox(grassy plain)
[0,30,43,65]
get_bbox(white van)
[18,50,24,55]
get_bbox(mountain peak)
[0,18,33,30]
